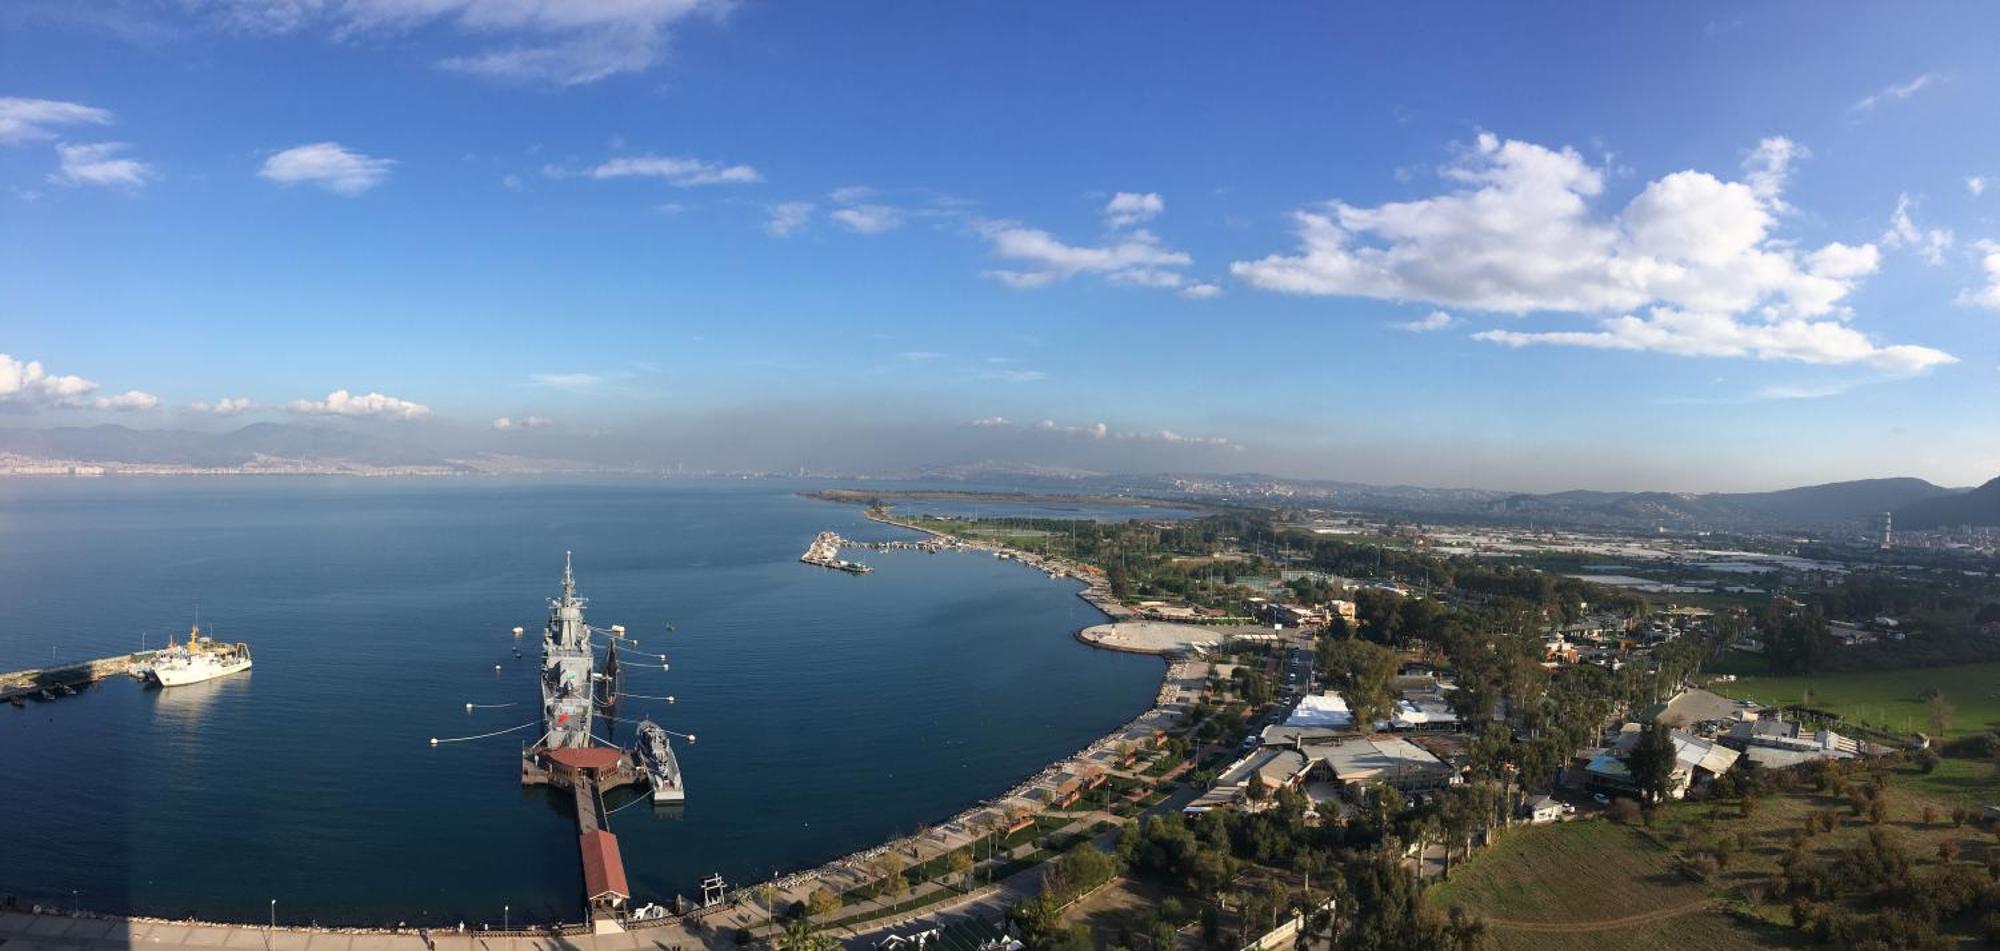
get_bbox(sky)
[2,1,1998,492]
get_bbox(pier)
[0,651,151,704]
[530,746,643,931]
[798,531,874,573]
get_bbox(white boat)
[144,625,252,687]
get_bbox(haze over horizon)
[5,3,1999,493]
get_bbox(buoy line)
[430,719,539,746]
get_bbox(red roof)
[546,746,624,770]
[579,830,630,899]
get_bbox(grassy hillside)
[1709,662,2000,738]
[1429,772,1996,950]
[1425,821,1768,951]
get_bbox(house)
[1722,718,1866,767]
[1583,729,1739,800]
[1521,794,1571,824]
[1308,735,1460,795]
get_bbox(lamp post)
[268,899,275,950]
[503,905,509,932]
[72,890,79,915]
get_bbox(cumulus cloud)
[1882,193,1953,264]
[765,201,813,237]
[1231,132,1951,374]
[493,415,552,430]
[187,396,255,415]
[1852,72,1942,115]
[259,142,394,195]
[286,389,430,420]
[0,353,156,412]
[1970,176,1988,198]
[1179,282,1222,300]
[590,154,761,187]
[1960,239,2000,312]
[0,97,112,144]
[979,221,1192,290]
[49,141,154,188]
[829,204,903,234]
[176,0,730,86]
[967,416,1011,427]
[1103,192,1164,228]
[1393,310,1455,332]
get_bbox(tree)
[947,848,975,890]
[1625,721,1679,805]
[1317,638,1398,727]
[876,852,907,899]
[1927,693,1955,735]
[805,887,840,921]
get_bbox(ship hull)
[150,658,252,687]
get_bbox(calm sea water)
[0,479,1159,926]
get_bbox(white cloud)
[1232,132,1950,373]
[765,201,813,237]
[1103,191,1164,228]
[1393,310,1455,332]
[1969,176,1988,198]
[829,204,903,234]
[1473,308,1954,374]
[529,371,607,390]
[1852,71,1942,115]
[897,351,946,363]
[187,396,255,415]
[1179,282,1222,300]
[49,141,154,188]
[828,185,875,204]
[979,222,1192,290]
[91,390,159,411]
[590,154,761,187]
[0,352,158,412]
[286,389,430,420]
[493,415,552,430]
[259,142,394,196]
[181,0,730,86]
[998,417,1236,448]
[1881,193,1953,264]
[1960,239,2000,311]
[0,97,113,144]
[980,368,1048,384]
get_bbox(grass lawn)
[1895,754,2000,809]
[1710,661,2000,738]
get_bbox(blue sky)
[2,2,1997,491]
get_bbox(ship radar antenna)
[562,551,576,601]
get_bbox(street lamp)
[503,905,509,931]
[268,899,275,947]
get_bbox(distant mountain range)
[3,424,1993,534]
[1894,476,2000,530]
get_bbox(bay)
[0,478,1159,926]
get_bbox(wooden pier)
[529,746,643,931]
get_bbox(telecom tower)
[1877,511,1893,549]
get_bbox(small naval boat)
[635,718,685,804]
[144,625,253,687]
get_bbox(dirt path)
[1481,899,1716,933]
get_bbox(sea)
[0,478,1162,926]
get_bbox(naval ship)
[635,719,685,803]
[540,554,595,749]
[145,625,252,687]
